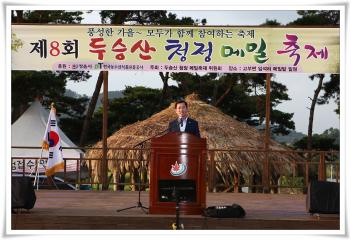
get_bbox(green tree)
[320,127,340,146]
[108,86,163,130]
[99,10,205,26]
[293,128,339,150]
[260,19,281,26]
[11,33,23,51]
[306,74,325,150]
[11,10,91,141]
[166,18,295,135]
[269,81,295,134]
[100,10,167,25]
[288,10,339,26]
[287,10,340,151]
[170,72,295,134]
[12,71,65,122]
[318,74,340,114]
[12,10,83,23]
[11,71,89,123]
[86,86,164,144]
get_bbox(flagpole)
[30,147,44,190]
[34,102,54,190]
[33,148,44,191]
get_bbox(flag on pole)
[42,103,64,176]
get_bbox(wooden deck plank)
[11,190,339,230]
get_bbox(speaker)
[306,180,339,214]
[12,177,36,210]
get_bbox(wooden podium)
[149,132,207,215]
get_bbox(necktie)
[180,118,183,127]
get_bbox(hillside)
[273,130,305,146]
[65,89,123,112]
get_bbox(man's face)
[175,103,188,119]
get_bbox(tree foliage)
[99,10,205,26]
[293,128,339,150]
[260,19,281,26]
[11,10,91,124]
[84,87,166,144]
[288,10,339,26]
[318,74,340,114]
[170,72,295,134]
[100,10,166,25]
[11,71,89,122]
[11,33,23,51]
[107,86,165,130]
[12,10,84,24]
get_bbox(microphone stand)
[116,127,169,214]
[172,186,183,230]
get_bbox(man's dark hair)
[175,100,188,109]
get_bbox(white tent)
[12,100,83,174]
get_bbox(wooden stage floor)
[11,190,339,230]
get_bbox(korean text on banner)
[11,25,339,74]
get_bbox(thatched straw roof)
[86,93,299,183]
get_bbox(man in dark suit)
[168,100,200,138]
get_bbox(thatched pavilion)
[86,94,299,192]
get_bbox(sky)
[66,10,340,134]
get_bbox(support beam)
[263,73,271,193]
[102,71,109,190]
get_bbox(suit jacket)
[168,117,201,138]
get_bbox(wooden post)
[88,159,93,188]
[77,154,81,190]
[305,157,309,188]
[292,159,296,178]
[233,171,240,193]
[22,159,25,176]
[209,150,215,192]
[318,152,326,181]
[102,71,109,190]
[336,163,339,183]
[263,73,271,193]
[63,159,67,182]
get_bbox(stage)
[11,190,339,230]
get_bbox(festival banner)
[11,25,340,73]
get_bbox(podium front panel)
[149,132,206,215]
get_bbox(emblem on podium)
[170,161,187,176]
